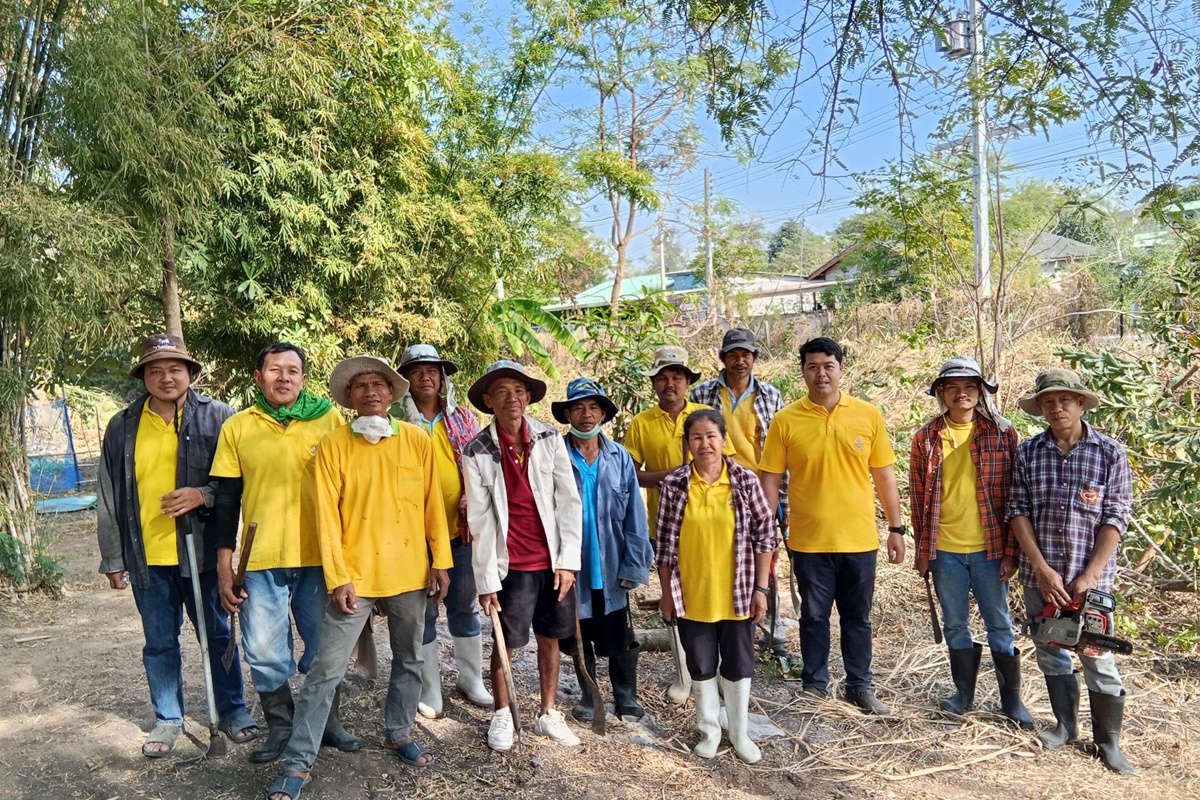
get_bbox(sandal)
[142,722,182,758]
[219,710,261,743]
[265,772,309,800]
[386,737,434,767]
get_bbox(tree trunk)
[162,214,183,338]
[0,334,35,593]
[609,239,627,317]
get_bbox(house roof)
[1020,231,1096,262]
[543,270,702,312]
[806,244,863,280]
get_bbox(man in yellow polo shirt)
[210,343,361,764]
[760,337,906,716]
[689,328,790,657]
[623,345,731,705]
[266,356,451,800]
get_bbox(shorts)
[495,569,576,649]
[677,617,756,681]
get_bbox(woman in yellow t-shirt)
[655,409,779,764]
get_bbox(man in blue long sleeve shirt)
[552,378,653,722]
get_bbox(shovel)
[489,606,521,740]
[221,522,258,671]
[179,530,228,763]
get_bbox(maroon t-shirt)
[497,421,552,571]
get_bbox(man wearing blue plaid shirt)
[1008,368,1135,775]
[689,328,790,657]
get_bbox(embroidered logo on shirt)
[1080,488,1101,504]
[853,436,865,450]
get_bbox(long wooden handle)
[489,607,521,735]
[232,522,258,589]
[574,610,605,735]
[924,572,944,645]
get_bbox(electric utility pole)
[704,168,714,316]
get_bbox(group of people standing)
[96,327,1137,800]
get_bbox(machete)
[221,522,258,671]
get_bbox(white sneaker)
[487,708,514,752]
[533,708,581,746]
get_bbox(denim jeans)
[1023,585,1124,696]
[283,589,426,773]
[424,539,481,644]
[929,549,1016,653]
[240,566,327,693]
[790,550,877,692]
[131,565,247,726]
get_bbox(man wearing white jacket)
[464,361,584,752]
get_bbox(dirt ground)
[2,512,1199,800]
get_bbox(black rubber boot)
[322,683,365,752]
[991,648,1034,729]
[572,643,596,723]
[1037,672,1080,750]
[250,685,294,764]
[939,643,982,714]
[1090,690,1137,775]
[610,646,646,721]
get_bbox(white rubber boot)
[453,635,494,707]
[692,678,721,758]
[720,676,762,764]
[667,626,692,705]
[417,641,443,719]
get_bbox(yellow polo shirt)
[313,420,452,597]
[134,400,181,566]
[719,386,762,472]
[417,418,462,538]
[937,420,986,553]
[760,393,895,553]
[623,400,734,538]
[678,464,742,623]
[210,405,344,570]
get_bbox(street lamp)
[937,2,991,301]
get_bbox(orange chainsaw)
[1026,589,1133,656]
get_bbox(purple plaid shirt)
[1007,423,1133,592]
[654,456,780,619]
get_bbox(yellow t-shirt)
[135,400,181,566]
[760,393,896,553]
[313,420,452,597]
[720,385,762,472]
[677,464,744,623]
[936,420,986,553]
[623,401,734,539]
[209,405,344,570]
[429,419,462,538]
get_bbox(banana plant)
[488,297,586,378]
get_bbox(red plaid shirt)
[909,414,1019,561]
[654,457,780,619]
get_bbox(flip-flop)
[386,738,434,767]
[265,773,309,800]
[142,723,182,758]
[219,710,261,743]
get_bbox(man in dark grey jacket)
[97,333,257,757]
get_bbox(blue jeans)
[131,566,247,726]
[424,539,481,643]
[790,550,876,692]
[240,566,327,693]
[929,550,1016,653]
[1023,585,1124,696]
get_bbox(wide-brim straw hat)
[328,355,409,409]
[467,360,547,415]
[1016,367,1101,417]
[130,333,203,379]
[551,377,618,425]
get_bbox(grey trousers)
[282,589,427,773]
[1023,585,1124,696]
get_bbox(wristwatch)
[753,585,770,596]
[887,524,908,535]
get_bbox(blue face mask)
[570,425,601,440]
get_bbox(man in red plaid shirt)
[909,357,1032,728]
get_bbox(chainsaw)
[1026,589,1134,656]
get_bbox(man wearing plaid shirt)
[909,357,1032,728]
[689,327,791,657]
[1008,368,1135,775]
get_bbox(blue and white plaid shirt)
[1007,422,1133,592]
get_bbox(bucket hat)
[644,345,702,383]
[467,360,547,415]
[551,377,618,425]
[927,355,998,396]
[328,356,409,409]
[398,343,459,376]
[130,333,203,379]
[1016,368,1101,417]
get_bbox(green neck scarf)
[255,389,333,424]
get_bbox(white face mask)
[351,415,393,445]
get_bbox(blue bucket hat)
[551,377,618,425]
